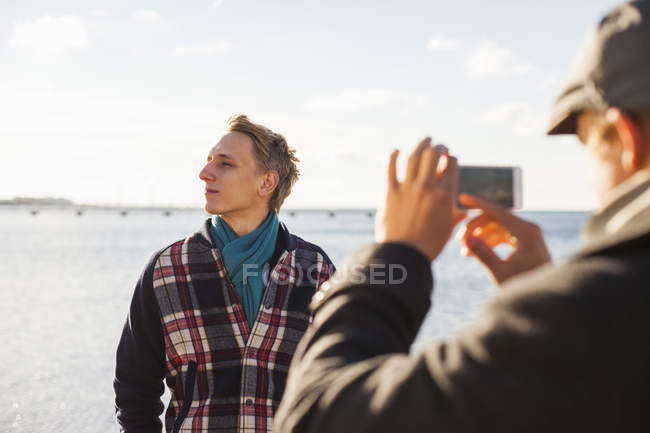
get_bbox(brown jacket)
[274,172,650,433]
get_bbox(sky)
[0,0,624,210]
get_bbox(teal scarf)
[211,211,280,328]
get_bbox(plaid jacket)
[114,219,334,433]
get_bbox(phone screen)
[458,166,522,209]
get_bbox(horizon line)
[0,202,596,213]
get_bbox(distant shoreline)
[0,199,200,212]
[0,201,377,214]
[0,204,593,214]
[0,197,594,213]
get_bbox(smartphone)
[458,166,522,209]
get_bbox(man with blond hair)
[275,1,650,432]
[114,114,334,433]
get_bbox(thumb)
[466,236,506,283]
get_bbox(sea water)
[0,207,589,432]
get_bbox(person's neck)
[219,206,272,237]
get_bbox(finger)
[459,193,525,236]
[387,149,399,190]
[472,221,506,237]
[478,227,519,248]
[479,230,515,249]
[463,225,510,250]
[465,236,507,283]
[439,155,458,197]
[462,233,516,257]
[416,146,434,185]
[434,144,449,177]
[417,145,445,186]
[406,137,432,182]
[461,213,494,237]
[465,218,518,247]
[430,145,449,186]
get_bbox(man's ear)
[259,170,279,197]
[607,108,647,172]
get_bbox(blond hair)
[227,114,300,212]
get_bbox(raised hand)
[375,137,466,262]
[458,193,551,285]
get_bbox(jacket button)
[265,302,272,309]
[245,398,254,406]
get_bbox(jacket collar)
[579,167,650,257]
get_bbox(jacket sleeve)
[274,242,645,433]
[114,251,167,433]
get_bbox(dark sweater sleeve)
[274,242,648,433]
[114,251,166,433]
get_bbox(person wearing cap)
[273,1,650,432]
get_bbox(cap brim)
[547,81,598,136]
[547,111,578,135]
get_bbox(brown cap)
[548,0,650,135]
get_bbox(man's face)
[199,131,266,216]
[576,112,627,203]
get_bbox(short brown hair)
[227,114,299,211]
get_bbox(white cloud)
[213,0,225,7]
[0,85,226,142]
[465,39,534,80]
[426,35,459,51]
[8,15,88,57]
[305,90,412,113]
[174,40,231,56]
[130,10,165,23]
[479,102,544,136]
